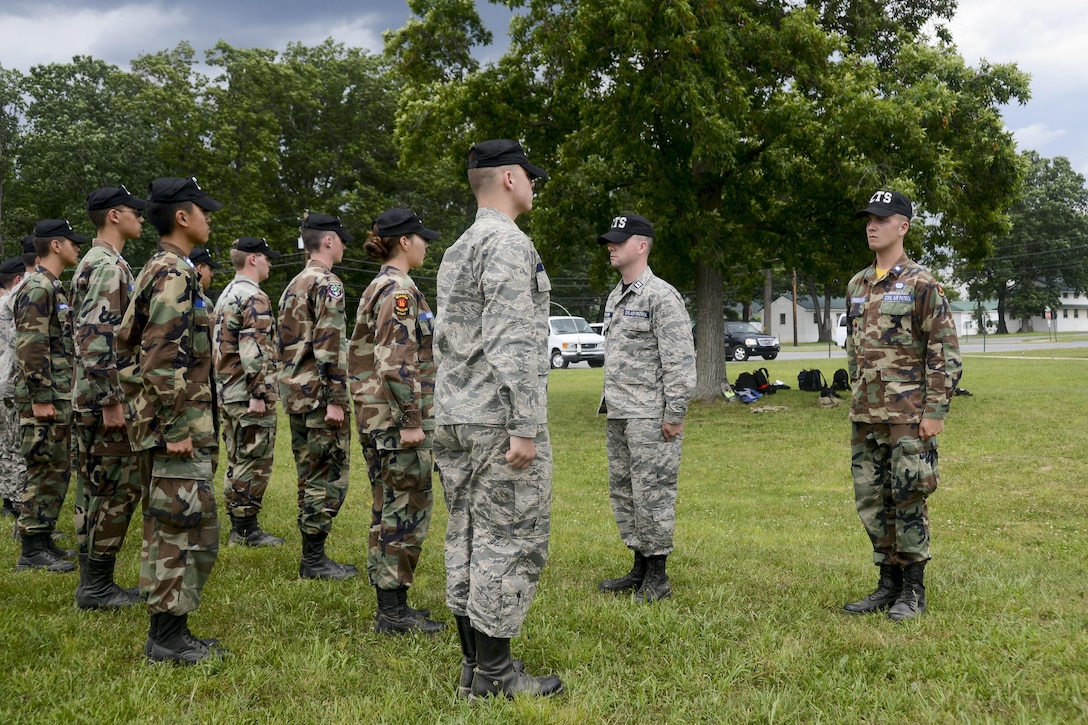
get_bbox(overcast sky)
[2,0,1085,177]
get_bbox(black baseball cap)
[301,213,355,244]
[189,247,221,269]
[21,235,35,254]
[855,190,913,220]
[148,176,223,212]
[468,139,547,180]
[597,214,655,245]
[373,209,440,241]
[0,257,26,275]
[87,185,146,212]
[232,236,281,258]
[34,219,89,244]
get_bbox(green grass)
[3,354,1088,723]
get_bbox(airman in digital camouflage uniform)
[278,213,356,580]
[69,186,146,609]
[842,190,961,622]
[14,219,85,573]
[434,139,563,700]
[349,208,444,635]
[0,256,28,520]
[596,214,695,604]
[212,236,284,547]
[117,176,225,663]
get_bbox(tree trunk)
[996,289,1009,334]
[693,261,726,402]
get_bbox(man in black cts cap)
[595,214,695,604]
[434,141,563,699]
[68,186,147,608]
[212,237,285,549]
[0,257,27,521]
[278,213,357,580]
[117,176,226,663]
[12,220,85,572]
[842,189,961,622]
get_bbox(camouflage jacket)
[116,243,216,451]
[599,266,695,423]
[434,207,550,437]
[14,267,74,417]
[845,256,962,424]
[0,287,18,402]
[349,265,435,438]
[277,259,349,415]
[69,240,133,412]
[213,272,279,406]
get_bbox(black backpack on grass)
[797,369,825,392]
[832,368,850,392]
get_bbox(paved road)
[772,335,1088,361]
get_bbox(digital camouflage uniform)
[0,285,27,507]
[277,259,350,536]
[14,267,74,537]
[846,255,961,565]
[213,272,279,519]
[349,264,436,591]
[434,207,552,640]
[117,243,219,615]
[70,240,141,559]
[599,266,695,557]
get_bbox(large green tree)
[957,151,1088,332]
[0,66,26,257]
[389,0,1028,398]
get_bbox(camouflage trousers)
[851,422,939,565]
[289,411,350,536]
[361,429,435,590]
[17,414,72,537]
[221,402,278,519]
[72,411,142,558]
[435,424,552,639]
[0,399,26,504]
[141,449,220,616]
[606,417,682,557]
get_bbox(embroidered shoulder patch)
[393,291,410,317]
[327,282,344,300]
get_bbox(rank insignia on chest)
[327,282,344,300]
[393,292,410,317]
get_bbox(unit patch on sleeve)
[393,291,410,318]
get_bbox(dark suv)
[725,321,779,362]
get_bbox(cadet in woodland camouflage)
[213,238,282,545]
[349,208,444,634]
[596,214,695,603]
[0,259,28,512]
[843,189,960,622]
[278,255,351,536]
[15,223,83,550]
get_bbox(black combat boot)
[229,514,285,547]
[45,532,76,561]
[843,563,903,614]
[146,612,223,664]
[299,531,357,580]
[15,532,75,572]
[75,555,140,609]
[455,615,477,698]
[634,555,672,603]
[888,562,927,621]
[374,587,445,635]
[599,549,647,592]
[470,631,564,700]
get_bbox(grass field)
[2,352,1088,724]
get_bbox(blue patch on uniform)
[536,262,545,273]
[603,311,613,319]
[895,282,905,289]
[883,293,914,303]
[195,298,206,308]
[851,296,866,304]
[57,303,69,310]
[419,311,434,322]
[184,257,195,269]
[623,309,650,318]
